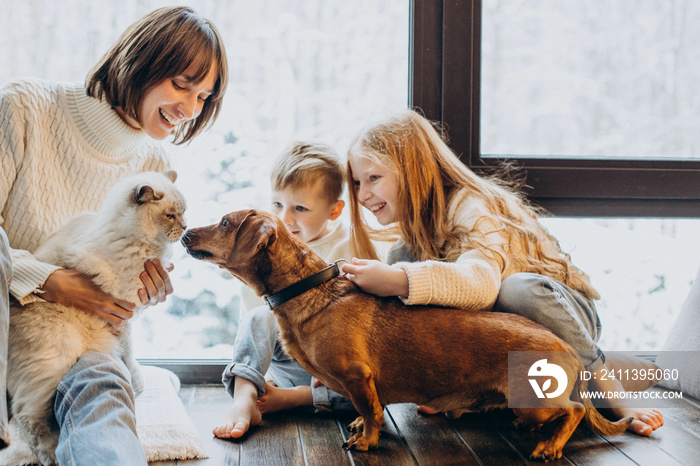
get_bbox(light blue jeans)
[224,305,355,413]
[54,351,147,465]
[0,228,11,449]
[494,272,605,372]
[1,227,145,463]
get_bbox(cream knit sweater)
[1,78,170,305]
[394,189,574,311]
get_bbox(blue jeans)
[54,351,146,465]
[0,228,11,448]
[224,305,355,413]
[495,272,605,372]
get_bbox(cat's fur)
[8,170,187,465]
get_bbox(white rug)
[0,365,207,465]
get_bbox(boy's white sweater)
[0,77,170,304]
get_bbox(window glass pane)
[481,0,700,159]
[540,217,700,350]
[1,1,410,359]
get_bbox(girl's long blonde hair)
[347,109,599,300]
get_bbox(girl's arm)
[342,258,410,298]
[343,251,501,311]
[344,197,507,311]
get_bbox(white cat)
[8,170,187,465]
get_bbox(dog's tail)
[574,378,633,436]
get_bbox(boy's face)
[271,181,344,244]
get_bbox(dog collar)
[264,260,345,309]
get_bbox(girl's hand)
[341,258,409,298]
[39,269,136,328]
[137,258,174,307]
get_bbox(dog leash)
[264,259,347,309]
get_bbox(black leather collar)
[264,260,344,309]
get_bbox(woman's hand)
[341,258,409,298]
[137,258,174,307]
[38,269,136,328]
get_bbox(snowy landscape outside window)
[480,0,700,350]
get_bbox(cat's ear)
[164,170,178,183]
[134,185,163,204]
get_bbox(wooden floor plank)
[156,385,700,466]
[237,410,305,465]
[644,417,700,466]
[486,413,573,466]
[451,411,532,465]
[654,388,700,438]
[386,403,480,465]
[296,411,353,465]
[593,430,683,466]
[559,425,636,465]
[177,385,241,465]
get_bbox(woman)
[0,6,228,463]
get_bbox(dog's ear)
[133,184,163,204]
[226,212,277,267]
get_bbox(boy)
[213,142,354,439]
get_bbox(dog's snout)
[181,229,196,247]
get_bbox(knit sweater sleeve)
[0,82,60,304]
[393,194,505,311]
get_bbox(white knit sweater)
[394,189,574,311]
[0,78,170,304]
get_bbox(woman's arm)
[39,259,174,327]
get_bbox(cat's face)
[131,172,188,244]
[153,199,188,242]
[135,187,187,243]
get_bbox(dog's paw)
[347,416,365,433]
[342,433,377,451]
[530,441,563,462]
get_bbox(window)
[1,0,410,365]
[414,0,700,216]
[412,1,700,351]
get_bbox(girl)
[341,109,663,437]
[0,6,227,463]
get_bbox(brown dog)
[182,210,632,461]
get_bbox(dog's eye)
[166,214,175,220]
[220,218,229,229]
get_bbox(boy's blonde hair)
[271,142,344,205]
[86,6,228,145]
[347,109,599,301]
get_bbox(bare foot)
[589,363,664,436]
[257,381,313,414]
[213,378,262,439]
[610,406,664,436]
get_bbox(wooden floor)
[154,386,700,465]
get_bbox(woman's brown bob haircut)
[86,6,228,144]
